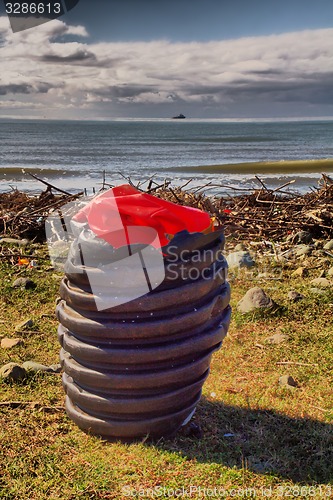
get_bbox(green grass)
[0,243,332,499]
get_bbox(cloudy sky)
[1,0,333,120]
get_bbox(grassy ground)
[0,242,332,499]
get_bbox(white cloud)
[0,99,44,108]
[0,17,333,118]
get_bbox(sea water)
[0,118,333,195]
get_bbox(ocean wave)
[0,166,83,178]
[0,160,331,196]
[166,158,333,174]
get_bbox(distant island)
[172,113,186,119]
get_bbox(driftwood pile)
[0,188,80,242]
[0,174,332,243]
[154,174,333,241]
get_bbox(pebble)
[323,240,333,251]
[291,267,307,278]
[287,231,312,244]
[0,363,27,382]
[227,251,255,270]
[14,319,34,331]
[237,287,276,313]
[12,277,36,289]
[310,278,331,288]
[294,245,313,257]
[0,361,61,381]
[22,361,61,373]
[266,333,289,344]
[1,338,23,349]
[279,374,298,388]
[288,290,305,302]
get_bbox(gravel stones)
[14,319,34,332]
[1,338,23,349]
[310,278,331,288]
[279,375,298,389]
[323,240,333,250]
[237,287,276,313]
[294,245,313,257]
[288,290,305,302]
[22,361,61,373]
[287,231,313,245]
[227,251,255,270]
[291,267,308,278]
[0,363,27,382]
[266,333,289,344]
[12,278,36,289]
[0,360,61,382]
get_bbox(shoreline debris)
[1,173,332,243]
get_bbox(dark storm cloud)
[218,73,333,104]
[0,82,51,94]
[0,83,32,95]
[95,84,159,99]
[41,49,98,64]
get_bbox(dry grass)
[0,241,332,499]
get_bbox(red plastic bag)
[74,184,213,248]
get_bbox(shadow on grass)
[160,397,333,484]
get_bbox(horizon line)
[1,116,333,123]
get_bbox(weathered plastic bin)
[57,230,231,440]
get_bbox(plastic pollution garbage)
[18,257,29,266]
[52,185,231,440]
